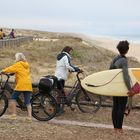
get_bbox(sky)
[1,0,140,38]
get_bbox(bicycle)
[0,73,57,121]
[51,70,102,114]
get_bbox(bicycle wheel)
[31,93,57,121]
[50,88,65,112]
[76,88,101,113]
[0,94,8,117]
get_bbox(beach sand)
[84,35,140,62]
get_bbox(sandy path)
[1,115,140,132]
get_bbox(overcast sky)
[1,0,140,36]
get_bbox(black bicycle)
[51,70,102,114]
[0,73,57,121]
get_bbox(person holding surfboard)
[109,40,131,133]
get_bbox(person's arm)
[63,56,79,72]
[2,63,17,74]
[121,58,131,90]
[13,32,15,38]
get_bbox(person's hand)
[74,67,80,72]
[127,90,135,97]
[79,69,83,72]
[0,71,5,75]
[9,73,15,76]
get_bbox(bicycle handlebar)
[0,73,10,78]
[76,69,84,82]
[0,73,14,77]
[0,73,14,83]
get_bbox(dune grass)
[0,33,140,83]
[1,30,140,139]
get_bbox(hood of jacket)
[57,52,71,61]
[18,61,29,69]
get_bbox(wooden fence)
[7,81,140,109]
[0,36,33,47]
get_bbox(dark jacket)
[110,55,131,90]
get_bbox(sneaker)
[8,114,17,120]
[25,117,32,122]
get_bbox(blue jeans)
[11,91,31,106]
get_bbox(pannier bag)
[39,75,57,93]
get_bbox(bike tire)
[31,93,57,121]
[0,94,8,117]
[50,88,65,112]
[76,88,101,113]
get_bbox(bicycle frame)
[0,73,57,121]
[62,70,97,107]
[0,73,30,111]
[0,73,10,90]
[66,72,82,102]
[56,71,85,106]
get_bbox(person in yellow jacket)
[1,53,32,121]
[0,28,3,39]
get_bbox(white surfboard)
[81,68,140,96]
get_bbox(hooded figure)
[2,53,32,121]
[2,53,32,91]
[55,46,80,81]
[54,46,80,114]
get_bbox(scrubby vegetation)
[0,29,140,83]
[1,29,140,140]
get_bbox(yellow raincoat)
[2,61,32,91]
[0,31,3,39]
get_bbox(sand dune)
[83,35,140,62]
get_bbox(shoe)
[26,117,32,122]
[8,114,17,120]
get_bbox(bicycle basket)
[39,75,57,93]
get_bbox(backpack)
[39,75,57,93]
